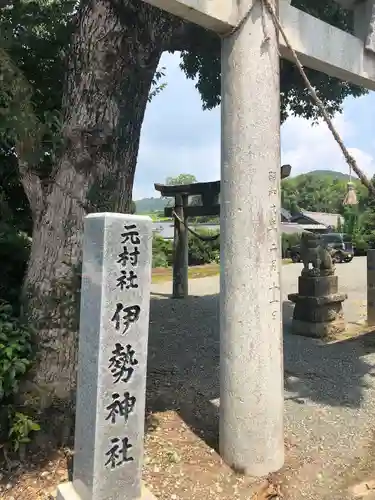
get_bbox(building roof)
[292,210,344,228]
[281,208,292,222]
[281,222,306,234]
[296,224,329,231]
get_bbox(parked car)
[288,232,354,264]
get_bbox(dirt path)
[148,258,375,500]
[1,257,375,499]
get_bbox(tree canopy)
[0,0,76,234]
[281,172,369,215]
[180,0,365,120]
[0,0,368,236]
[166,173,198,185]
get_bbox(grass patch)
[138,212,172,222]
[152,259,294,284]
[152,263,220,284]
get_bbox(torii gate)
[141,0,375,477]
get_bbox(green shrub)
[152,235,173,267]
[353,234,369,254]
[8,411,41,452]
[188,229,220,265]
[0,302,32,401]
[152,230,220,267]
[152,251,169,268]
[0,300,39,451]
[153,230,306,266]
[0,222,31,312]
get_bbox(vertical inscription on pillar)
[367,250,375,326]
[67,214,152,500]
[104,222,141,472]
[268,171,280,319]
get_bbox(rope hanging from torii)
[172,209,221,241]
[260,0,373,202]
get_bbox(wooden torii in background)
[155,164,292,299]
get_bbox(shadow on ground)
[146,294,375,451]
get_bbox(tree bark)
[20,0,186,412]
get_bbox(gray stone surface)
[57,213,152,500]
[299,233,335,278]
[279,0,375,91]
[298,275,338,297]
[219,0,283,477]
[365,1,375,54]
[288,292,347,306]
[148,258,374,499]
[57,482,157,500]
[291,318,346,339]
[367,250,375,325]
[57,483,81,500]
[353,0,375,53]
[291,301,344,323]
[57,483,157,500]
[289,274,347,339]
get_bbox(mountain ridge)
[293,169,350,180]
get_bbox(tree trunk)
[20,0,186,413]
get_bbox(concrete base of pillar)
[56,482,157,500]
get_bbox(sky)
[133,51,375,200]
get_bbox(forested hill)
[135,197,168,213]
[305,170,351,180]
[282,170,369,214]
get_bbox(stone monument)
[288,232,347,339]
[57,213,155,500]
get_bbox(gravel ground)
[148,257,375,500]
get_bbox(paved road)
[282,257,367,325]
[149,257,375,500]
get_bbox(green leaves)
[8,411,41,451]
[148,66,168,102]
[0,300,33,401]
[165,173,198,185]
[179,0,366,120]
[281,173,369,215]
[0,0,76,241]
[0,300,37,452]
[0,0,76,198]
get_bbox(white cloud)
[281,114,375,178]
[134,52,220,199]
[134,52,375,199]
[134,141,220,199]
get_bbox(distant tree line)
[281,172,369,214]
[281,172,375,253]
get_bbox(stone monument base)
[288,276,347,339]
[289,317,346,338]
[57,482,157,500]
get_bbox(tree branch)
[0,0,13,8]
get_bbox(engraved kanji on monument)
[57,213,155,500]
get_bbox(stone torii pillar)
[140,0,375,477]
